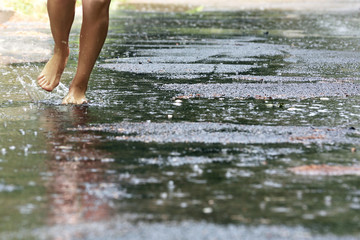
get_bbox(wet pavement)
[0,18,50,65]
[1,6,360,240]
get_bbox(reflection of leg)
[62,0,111,104]
[38,0,76,92]
[40,108,111,225]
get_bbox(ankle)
[69,83,87,95]
[53,44,69,58]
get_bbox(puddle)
[1,8,360,240]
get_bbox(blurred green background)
[0,0,125,19]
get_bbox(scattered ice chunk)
[168,180,175,190]
[303,213,315,220]
[18,204,35,215]
[287,107,302,111]
[160,192,168,199]
[19,129,26,135]
[28,181,36,186]
[180,202,188,208]
[324,195,332,207]
[0,183,18,192]
[101,158,115,163]
[203,207,213,214]
[271,207,291,213]
[58,145,72,150]
[192,164,203,174]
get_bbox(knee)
[84,0,111,18]
[48,0,76,8]
[88,0,111,9]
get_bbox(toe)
[61,95,87,105]
[38,77,46,86]
[40,83,52,92]
[62,96,71,104]
[43,86,53,92]
[81,98,88,104]
[38,81,46,88]
[37,74,45,81]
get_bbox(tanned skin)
[38,0,111,104]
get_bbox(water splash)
[16,74,68,103]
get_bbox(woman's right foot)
[38,46,69,92]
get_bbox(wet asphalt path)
[1,8,360,240]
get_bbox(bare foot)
[62,86,88,105]
[38,47,69,92]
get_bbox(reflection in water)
[40,106,113,227]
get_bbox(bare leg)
[38,0,76,92]
[62,0,111,104]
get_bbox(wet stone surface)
[1,9,360,240]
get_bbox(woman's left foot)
[62,87,87,105]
